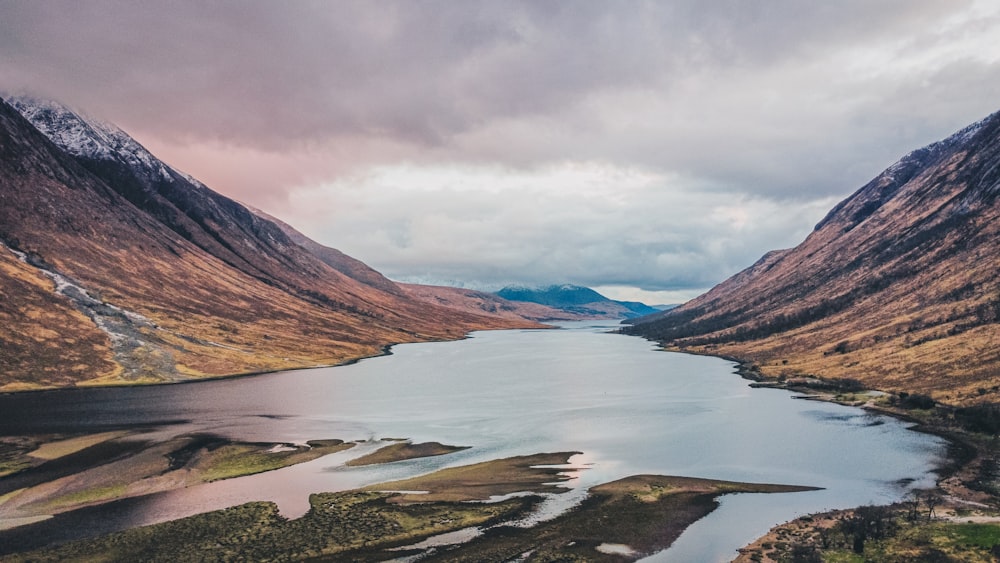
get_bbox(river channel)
[0,321,945,561]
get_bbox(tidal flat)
[0,450,818,563]
[0,323,948,560]
[345,440,470,467]
[0,432,354,528]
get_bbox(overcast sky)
[2,1,999,303]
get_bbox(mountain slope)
[0,97,538,390]
[497,285,659,319]
[248,206,406,297]
[626,111,1000,405]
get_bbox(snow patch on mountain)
[883,111,997,182]
[7,95,175,182]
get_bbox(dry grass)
[27,432,128,461]
[0,436,353,520]
[345,441,470,467]
[364,452,580,503]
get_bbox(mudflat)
[345,440,470,467]
[1,451,819,562]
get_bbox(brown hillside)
[627,111,1000,405]
[250,207,407,297]
[0,98,537,390]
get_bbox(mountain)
[398,284,594,322]
[497,285,659,319]
[249,207,576,322]
[247,206,406,297]
[626,111,1000,405]
[0,96,540,390]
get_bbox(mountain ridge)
[497,284,659,319]
[0,96,542,390]
[626,109,1000,405]
[398,284,595,323]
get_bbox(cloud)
[3,2,995,151]
[2,1,999,296]
[283,162,840,292]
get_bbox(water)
[0,321,945,561]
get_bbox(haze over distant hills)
[0,96,547,390]
[497,284,660,319]
[626,109,1000,405]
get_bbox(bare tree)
[838,505,895,554]
[921,492,943,522]
[904,491,922,521]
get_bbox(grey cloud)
[1,1,997,293]
[0,1,970,148]
[291,172,837,293]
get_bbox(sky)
[2,1,999,304]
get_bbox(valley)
[0,97,551,391]
[1,43,998,561]
[0,323,947,561]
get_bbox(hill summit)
[497,284,658,319]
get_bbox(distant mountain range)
[394,284,593,323]
[497,284,660,319]
[626,109,1000,405]
[0,96,550,390]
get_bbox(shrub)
[897,392,935,410]
[955,404,1000,435]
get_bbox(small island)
[0,438,819,562]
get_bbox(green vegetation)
[818,521,1000,563]
[194,439,354,482]
[0,435,355,521]
[3,464,819,563]
[2,491,538,562]
[737,503,1000,563]
[942,522,1000,548]
[419,475,818,562]
[0,459,30,480]
[39,484,128,511]
[0,437,40,478]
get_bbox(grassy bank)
[730,364,1000,562]
[0,492,539,563]
[418,475,819,562]
[0,433,355,521]
[1,455,819,563]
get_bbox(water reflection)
[0,322,945,561]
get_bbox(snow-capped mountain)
[8,95,175,182]
[0,96,539,389]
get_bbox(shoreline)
[0,343,396,396]
[1,453,822,561]
[2,329,978,560]
[651,346,982,492]
[1,339,430,396]
[1,319,566,396]
[731,360,978,483]
[719,358,999,561]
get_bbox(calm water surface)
[0,322,945,561]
